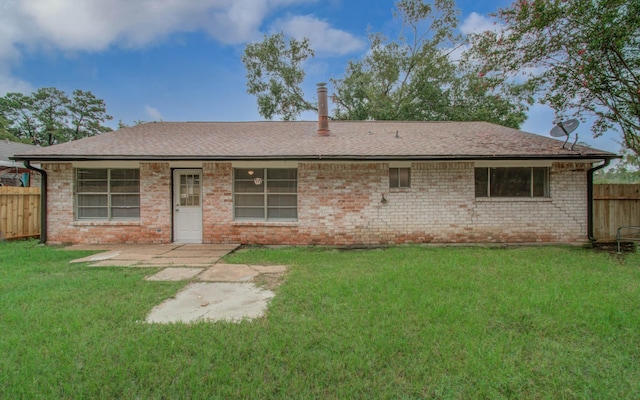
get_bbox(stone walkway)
[67,244,288,323]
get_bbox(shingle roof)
[11,121,616,161]
[1,139,37,161]
[1,139,37,167]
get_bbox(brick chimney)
[317,82,330,136]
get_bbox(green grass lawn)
[1,241,639,399]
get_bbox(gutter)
[11,154,617,163]
[587,158,611,244]
[24,161,47,244]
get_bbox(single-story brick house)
[13,103,617,246]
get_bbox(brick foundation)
[42,161,591,245]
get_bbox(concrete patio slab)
[89,260,142,267]
[116,247,180,255]
[65,244,288,324]
[69,251,122,264]
[156,250,230,258]
[145,282,274,323]
[139,257,222,266]
[199,264,259,282]
[66,244,182,253]
[108,253,156,261]
[145,267,204,281]
[180,244,241,251]
[67,244,240,266]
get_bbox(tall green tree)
[0,92,38,143]
[331,0,460,121]
[469,0,640,153]
[32,87,70,146]
[0,88,112,146]
[242,32,316,120]
[68,90,113,140]
[0,115,23,142]
[241,0,529,127]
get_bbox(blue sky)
[0,0,619,153]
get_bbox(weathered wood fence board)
[594,184,640,242]
[0,186,40,240]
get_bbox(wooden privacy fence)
[0,186,40,240]
[594,184,640,242]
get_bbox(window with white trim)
[475,167,549,198]
[76,168,140,219]
[389,167,410,188]
[234,168,297,221]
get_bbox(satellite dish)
[550,118,580,150]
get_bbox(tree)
[594,148,640,183]
[0,115,24,142]
[0,92,39,143]
[117,119,146,129]
[0,88,112,146]
[242,32,316,120]
[469,0,640,153]
[331,0,461,121]
[32,87,70,146]
[68,90,113,140]
[241,0,530,127]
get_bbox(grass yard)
[1,241,639,399]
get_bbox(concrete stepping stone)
[145,282,274,323]
[89,260,141,267]
[157,250,229,258]
[145,267,204,281]
[139,257,220,266]
[199,264,259,282]
[69,251,121,263]
[179,244,241,251]
[109,253,156,261]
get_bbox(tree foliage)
[0,88,112,146]
[595,148,640,183]
[241,0,530,127]
[330,0,461,121]
[0,115,23,142]
[242,33,316,121]
[470,0,640,153]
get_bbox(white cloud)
[144,105,164,121]
[0,65,33,94]
[0,0,322,96]
[0,0,318,60]
[460,12,501,35]
[14,0,261,50]
[275,15,365,56]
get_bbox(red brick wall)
[43,161,591,245]
[43,162,172,245]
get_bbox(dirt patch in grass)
[593,241,637,255]
[253,269,288,291]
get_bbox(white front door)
[173,169,203,243]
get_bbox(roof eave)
[10,153,620,162]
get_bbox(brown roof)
[11,121,616,161]
[1,139,37,163]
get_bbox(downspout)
[24,161,47,244]
[587,158,611,244]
